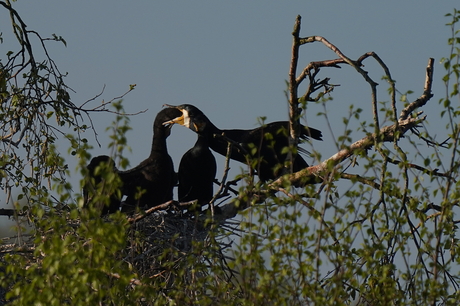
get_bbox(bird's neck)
[202,121,220,138]
[150,127,168,155]
[193,134,209,150]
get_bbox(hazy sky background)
[0,1,458,234]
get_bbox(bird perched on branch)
[83,108,182,215]
[163,104,322,182]
[177,132,217,211]
[83,155,121,215]
[117,107,182,211]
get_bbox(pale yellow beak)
[162,106,191,128]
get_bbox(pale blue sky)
[0,1,458,206]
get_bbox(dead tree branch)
[287,15,302,173]
[400,58,435,120]
[271,115,425,187]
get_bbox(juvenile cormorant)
[84,155,121,215]
[178,133,217,210]
[164,104,322,181]
[116,107,183,210]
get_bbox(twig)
[400,58,435,120]
[209,142,233,215]
[127,200,175,224]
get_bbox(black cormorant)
[178,133,217,210]
[164,104,322,181]
[84,155,121,215]
[116,107,183,210]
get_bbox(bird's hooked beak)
[162,104,201,132]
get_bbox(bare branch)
[270,115,425,188]
[287,15,302,173]
[399,58,435,120]
[127,200,176,224]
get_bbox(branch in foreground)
[399,58,435,120]
[287,15,302,172]
[270,116,425,188]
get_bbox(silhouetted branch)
[271,115,425,188]
[400,58,435,120]
[127,200,176,224]
[288,15,302,155]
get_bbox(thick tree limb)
[270,115,425,188]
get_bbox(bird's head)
[162,104,209,133]
[154,107,184,138]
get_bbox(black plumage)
[164,104,322,181]
[84,155,121,215]
[117,107,182,210]
[178,133,217,209]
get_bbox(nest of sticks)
[0,200,241,303]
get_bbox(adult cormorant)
[164,104,322,181]
[178,133,217,210]
[117,107,183,210]
[84,155,121,215]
